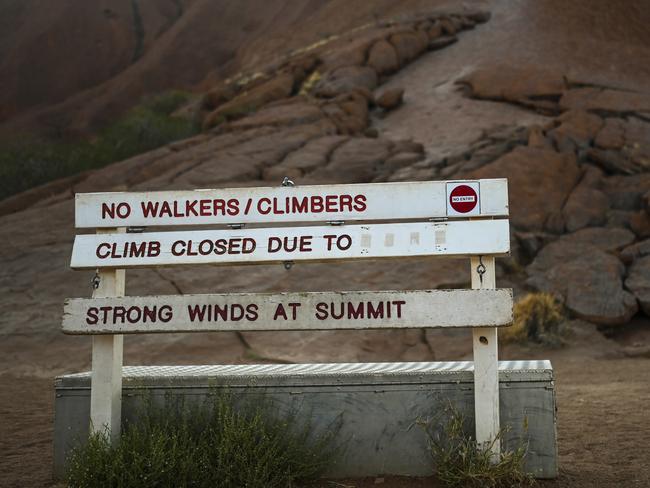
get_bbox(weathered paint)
[89,228,124,444]
[62,289,514,334]
[74,179,509,228]
[471,254,500,457]
[70,219,510,269]
[62,178,526,473]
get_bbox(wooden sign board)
[62,289,513,334]
[70,220,510,269]
[75,179,509,228]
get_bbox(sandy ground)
[2,322,649,488]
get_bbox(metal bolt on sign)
[126,227,146,233]
[91,272,101,290]
[476,255,486,285]
[281,177,295,271]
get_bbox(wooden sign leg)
[89,228,125,443]
[470,255,500,458]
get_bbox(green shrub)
[0,90,198,201]
[501,293,564,345]
[140,90,193,116]
[422,404,534,488]
[65,393,339,488]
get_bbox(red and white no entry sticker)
[446,182,480,216]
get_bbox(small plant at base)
[65,392,340,488]
[501,292,564,345]
[299,71,322,96]
[422,404,534,488]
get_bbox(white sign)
[70,220,510,269]
[75,179,509,228]
[62,289,513,334]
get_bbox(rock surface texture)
[1,3,650,377]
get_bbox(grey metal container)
[54,360,557,479]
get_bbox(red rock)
[544,211,566,234]
[469,146,580,231]
[559,87,650,113]
[563,185,609,232]
[351,86,374,102]
[625,255,650,315]
[382,152,423,171]
[391,140,424,154]
[437,18,456,35]
[594,118,625,149]
[287,53,319,76]
[415,20,433,33]
[366,40,400,76]
[427,22,442,40]
[313,66,378,98]
[460,141,514,172]
[364,127,379,138]
[319,38,369,71]
[528,227,636,274]
[587,148,639,175]
[559,226,636,252]
[621,239,650,263]
[428,35,458,51]
[549,110,604,152]
[601,174,650,210]
[202,84,236,110]
[458,65,566,112]
[307,137,391,183]
[630,211,650,238]
[460,16,476,29]
[527,126,553,149]
[580,165,606,187]
[389,30,428,66]
[465,10,491,23]
[262,135,348,181]
[528,250,638,325]
[593,117,650,173]
[514,231,555,259]
[606,210,636,231]
[227,99,328,130]
[203,73,295,128]
[321,91,370,134]
[375,87,404,110]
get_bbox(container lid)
[56,360,553,389]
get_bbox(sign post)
[471,254,500,457]
[62,289,513,334]
[89,228,125,443]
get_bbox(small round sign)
[449,185,478,213]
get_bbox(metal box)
[54,360,557,479]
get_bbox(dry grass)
[422,404,534,488]
[299,70,322,95]
[501,293,564,345]
[64,393,339,488]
